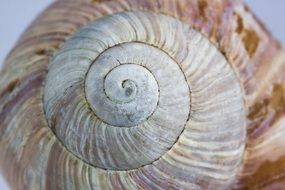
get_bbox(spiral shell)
[0,0,285,190]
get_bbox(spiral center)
[104,66,138,104]
[86,62,159,127]
[122,80,136,97]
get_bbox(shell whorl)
[1,1,285,190]
[43,11,246,183]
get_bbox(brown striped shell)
[0,0,285,190]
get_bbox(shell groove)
[0,0,285,190]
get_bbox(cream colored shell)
[1,0,285,190]
[43,11,246,187]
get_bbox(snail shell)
[0,0,285,190]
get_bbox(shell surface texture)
[0,0,285,190]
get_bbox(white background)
[0,1,284,189]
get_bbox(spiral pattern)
[44,12,191,170]
[43,9,246,186]
[2,0,285,189]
